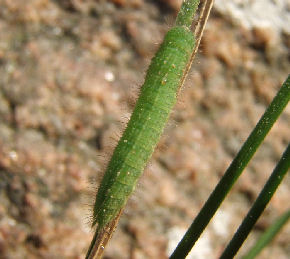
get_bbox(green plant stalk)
[170,75,290,259]
[242,209,290,259]
[220,144,290,259]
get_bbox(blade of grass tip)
[192,0,214,63]
[178,0,214,92]
[170,75,290,259]
[242,209,290,259]
[220,144,290,259]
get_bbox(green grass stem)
[242,209,290,259]
[220,144,290,258]
[170,75,290,259]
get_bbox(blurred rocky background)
[0,0,289,258]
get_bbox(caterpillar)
[86,1,202,258]
[92,26,195,228]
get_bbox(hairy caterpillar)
[85,1,203,258]
[92,26,195,228]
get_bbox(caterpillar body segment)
[93,26,195,229]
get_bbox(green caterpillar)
[93,26,195,228]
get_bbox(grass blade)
[242,209,290,259]
[220,144,290,258]
[170,75,290,259]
